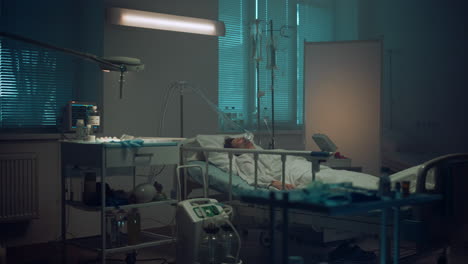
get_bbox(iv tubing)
[158,81,253,138]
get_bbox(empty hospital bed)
[177,134,468,262]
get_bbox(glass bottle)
[197,223,220,264]
[105,210,118,248]
[87,105,100,133]
[218,223,238,264]
[127,209,141,245]
[378,173,391,198]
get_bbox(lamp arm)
[0,31,123,72]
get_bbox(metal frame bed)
[176,136,468,262]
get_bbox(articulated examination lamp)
[0,32,144,99]
[107,7,226,37]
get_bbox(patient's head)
[224,137,255,149]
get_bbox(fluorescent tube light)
[107,7,225,36]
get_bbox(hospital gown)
[234,153,379,190]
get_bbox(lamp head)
[100,56,145,72]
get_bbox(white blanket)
[235,154,380,190]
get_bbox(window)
[218,0,251,131]
[219,0,336,131]
[0,0,103,133]
[0,39,74,132]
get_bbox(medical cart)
[60,139,181,264]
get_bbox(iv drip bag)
[266,37,277,69]
[250,20,263,62]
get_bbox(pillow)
[195,134,246,173]
[196,134,245,148]
[180,137,203,161]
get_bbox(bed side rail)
[181,146,331,157]
[180,146,332,201]
[413,153,468,245]
[416,153,468,193]
[176,164,205,201]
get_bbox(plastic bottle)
[116,209,127,246]
[218,223,239,264]
[127,209,141,245]
[105,211,118,248]
[401,181,410,197]
[86,124,95,142]
[198,223,220,264]
[87,105,100,134]
[76,119,86,140]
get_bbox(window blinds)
[218,0,251,130]
[0,39,74,131]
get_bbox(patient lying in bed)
[224,137,380,190]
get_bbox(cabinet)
[60,140,181,263]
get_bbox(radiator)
[0,153,39,222]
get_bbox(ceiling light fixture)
[107,7,225,37]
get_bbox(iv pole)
[252,19,263,139]
[179,81,186,138]
[269,20,276,149]
[252,19,278,149]
[264,21,293,149]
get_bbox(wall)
[334,0,358,41]
[0,139,61,247]
[304,41,382,175]
[102,0,219,138]
[357,0,468,160]
[330,0,468,169]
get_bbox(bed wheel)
[437,255,447,264]
[125,251,137,264]
[260,231,272,247]
[437,248,447,264]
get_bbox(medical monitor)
[63,101,97,132]
[312,133,337,152]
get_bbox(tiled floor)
[6,241,443,264]
[6,235,463,264]
[7,242,175,264]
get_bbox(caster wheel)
[125,252,137,264]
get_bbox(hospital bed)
[177,135,468,261]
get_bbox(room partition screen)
[304,40,382,176]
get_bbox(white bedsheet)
[234,153,435,191]
[235,153,380,190]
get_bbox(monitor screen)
[64,101,96,131]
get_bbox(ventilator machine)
[176,198,242,264]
